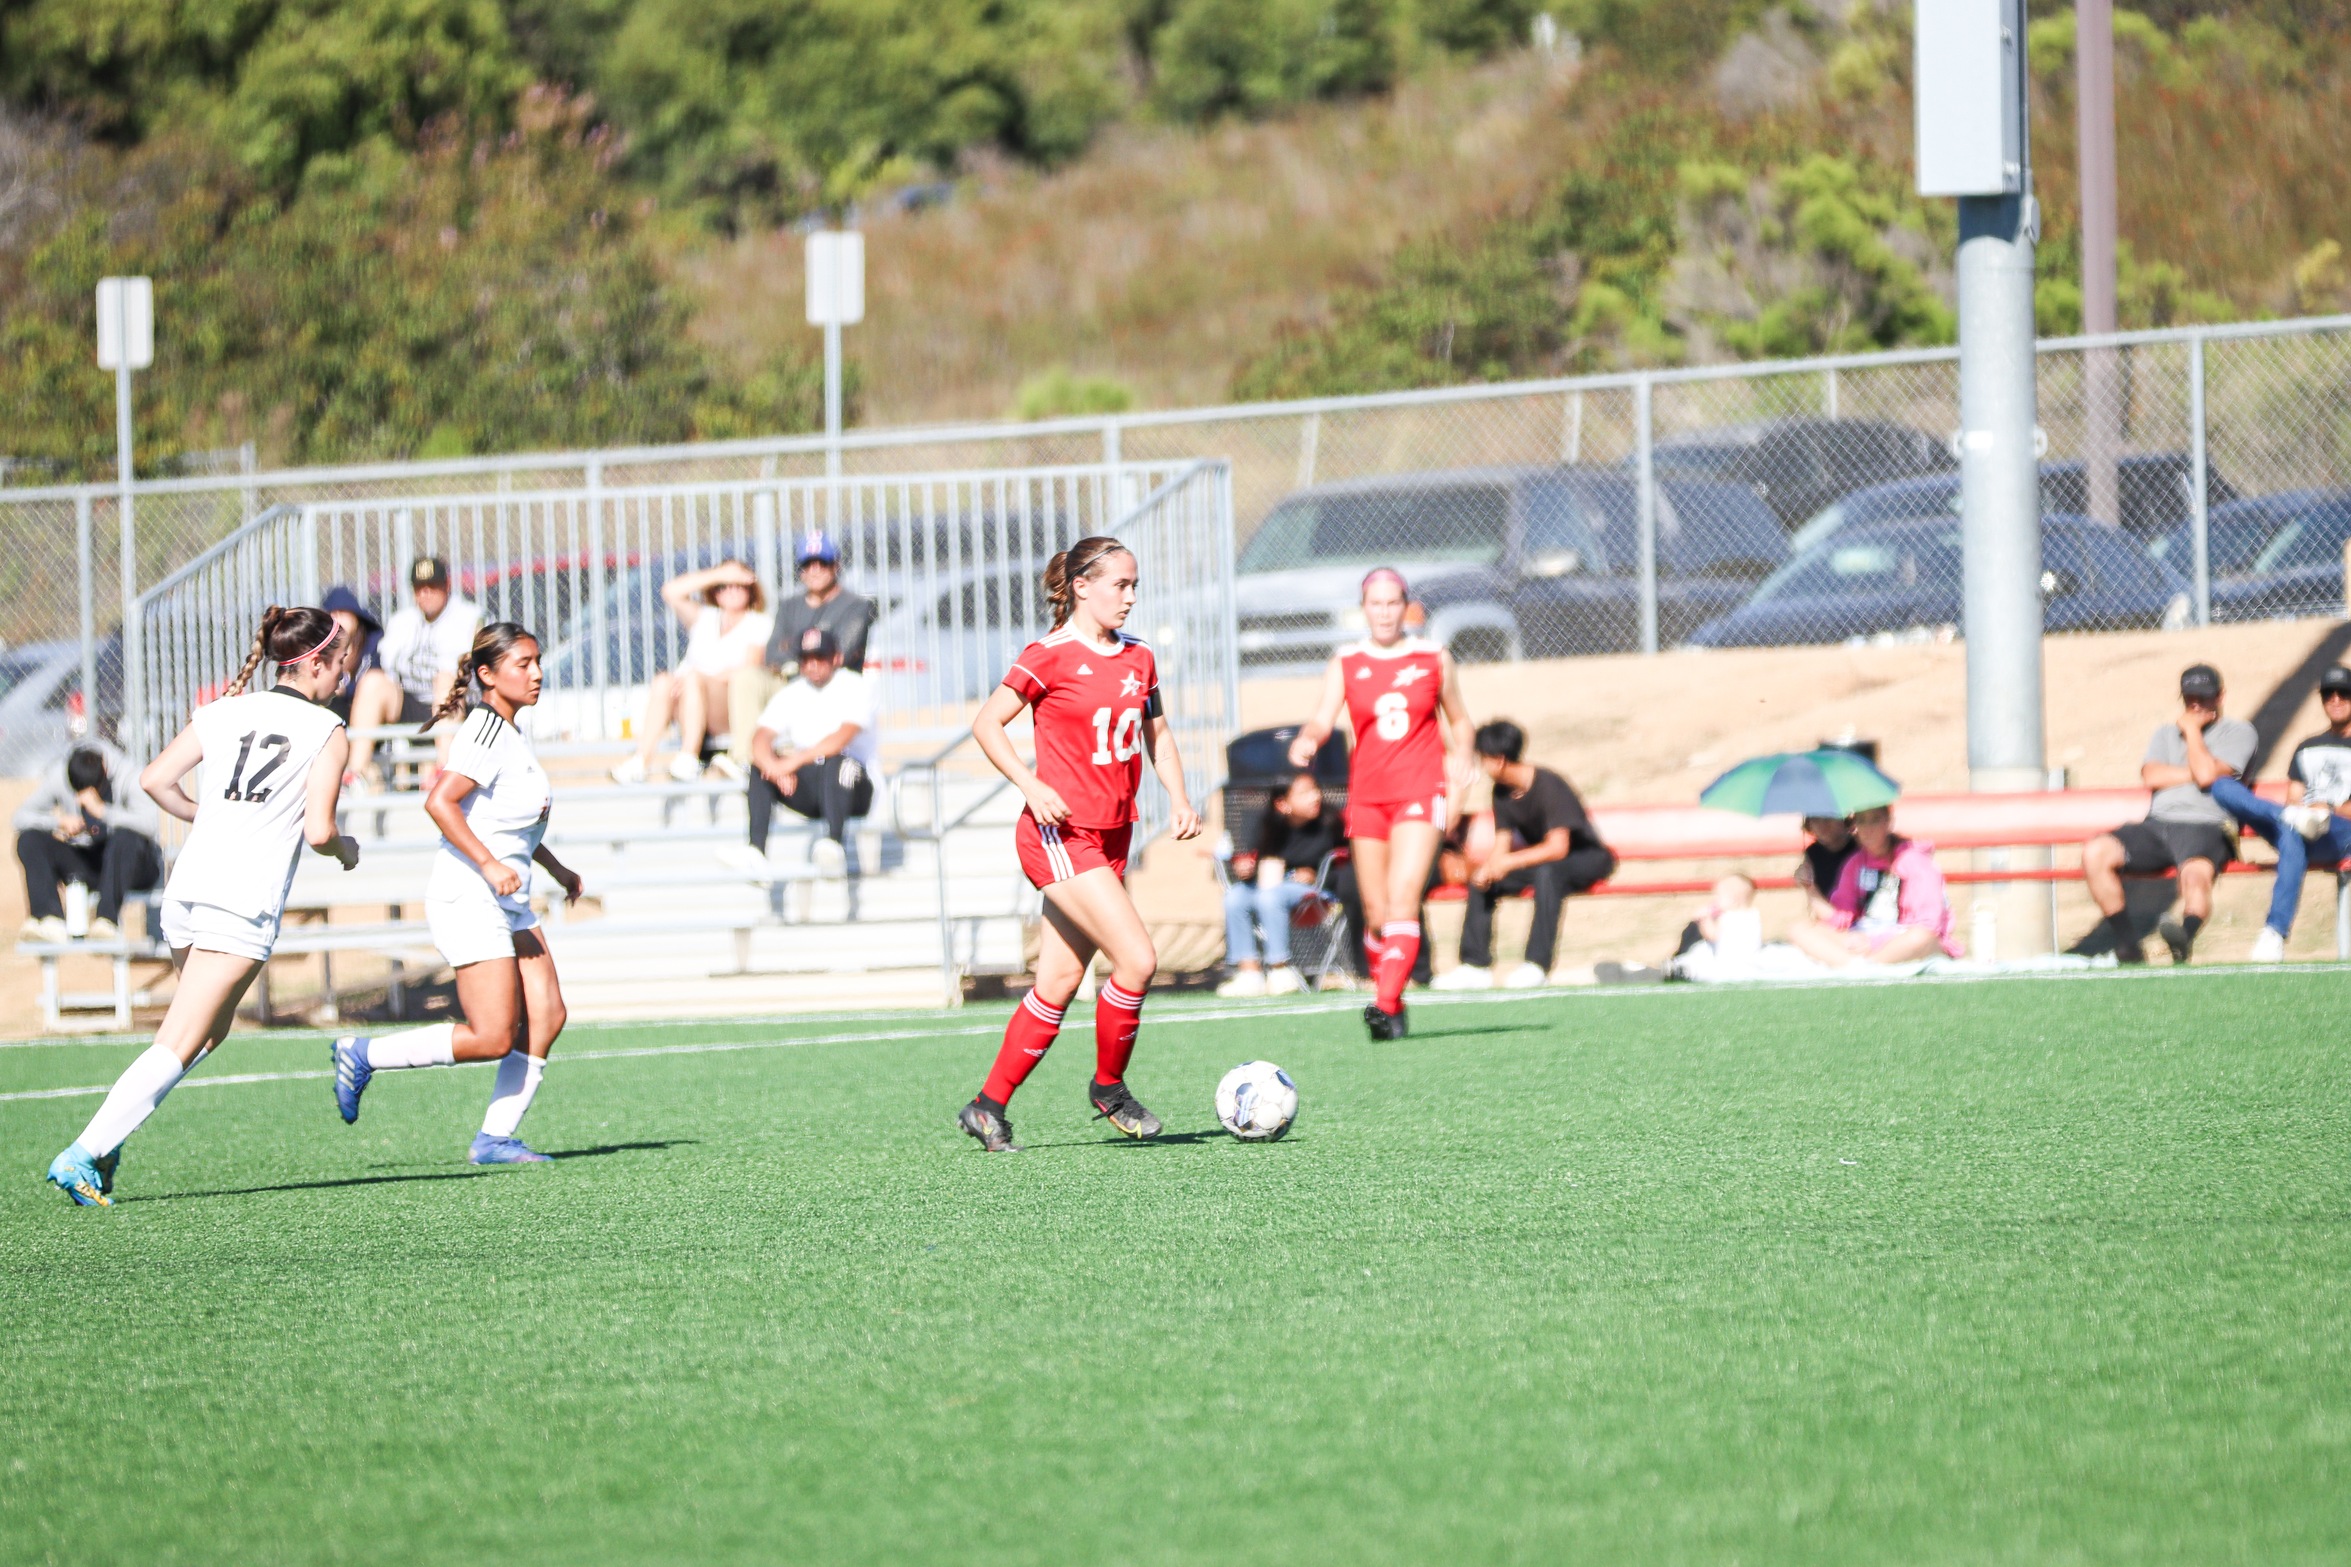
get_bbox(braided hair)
[222,606,338,699]
[425,621,538,731]
[1042,536,1134,630]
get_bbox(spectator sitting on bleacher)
[319,586,383,726]
[734,627,876,880]
[1787,805,1958,966]
[15,743,162,943]
[728,532,879,771]
[1795,814,1858,917]
[349,556,481,787]
[2208,663,2351,964]
[611,560,774,786]
[2080,662,2256,965]
[1435,720,1617,990]
[1217,771,1345,998]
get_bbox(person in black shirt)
[2209,662,2351,960]
[1439,720,1616,988]
[1796,814,1859,918]
[726,531,880,771]
[1218,772,1346,997]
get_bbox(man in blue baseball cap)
[727,530,879,770]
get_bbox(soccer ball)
[1214,1060,1298,1142]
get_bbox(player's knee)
[2084,835,2122,872]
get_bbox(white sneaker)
[810,837,848,879]
[610,753,648,785]
[1215,969,1268,998]
[2250,927,2287,963]
[667,753,704,783]
[1264,965,1306,996]
[1502,961,1548,989]
[87,917,120,943]
[705,754,746,782]
[32,916,67,944]
[1431,964,1492,992]
[715,843,769,875]
[2286,804,2332,840]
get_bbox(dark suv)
[1233,467,1787,667]
[1641,417,1957,529]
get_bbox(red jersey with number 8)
[1340,637,1447,803]
[1003,629,1162,828]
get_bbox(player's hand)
[481,860,524,898]
[1286,733,1317,769]
[333,834,361,871]
[554,867,584,901]
[1469,859,1502,889]
[1170,804,1203,840]
[1026,783,1072,826]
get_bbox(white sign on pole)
[1915,0,2025,196]
[804,232,866,327]
[96,277,155,370]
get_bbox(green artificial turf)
[2,972,2347,1564]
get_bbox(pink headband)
[1361,567,1408,598]
[279,625,338,666]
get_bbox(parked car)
[2184,490,2351,622]
[1234,467,1788,670]
[1639,418,1956,529]
[1687,516,2189,648]
[0,636,124,778]
[1787,453,2243,555]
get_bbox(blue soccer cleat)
[467,1133,552,1165]
[331,1036,372,1124]
[46,1143,112,1207]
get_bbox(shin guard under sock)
[982,991,1066,1105]
[1094,981,1145,1086]
[1375,920,1421,1014]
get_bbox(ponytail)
[426,621,537,732]
[1042,536,1133,630]
[223,605,338,698]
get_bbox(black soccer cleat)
[1088,1079,1162,1140]
[1363,1002,1409,1041]
[958,1097,1022,1153]
[2157,916,2196,965]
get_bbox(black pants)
[1458,845,1616,972]
[17,829,163,922]
[748,756,874,848]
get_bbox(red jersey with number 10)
[1003,629,1162,828]
[1341,637,1447,804]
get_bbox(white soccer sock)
[365,1022,457,1070]
[77,1043,188,1157]
[479,1052,545,1138]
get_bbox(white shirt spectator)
[377,594,482,704]
[682,604,775,679]
[755,669,878,770]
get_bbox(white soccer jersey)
[428,705,551,914]
[162,688,347,921]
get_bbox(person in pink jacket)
[1788,805,1960,966]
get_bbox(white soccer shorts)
[426,885,542,969]
[158,898,278,963]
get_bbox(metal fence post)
[1635,376,1658,655]
[118,490,141,753]
[587,458,607,733]
[1824,366,1840,418]
[75,493,95,732]
[1561,391,1584,464]
[1296,411,1320,490]
[2188,332,2210,627]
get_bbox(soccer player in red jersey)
[958,536,1204,1152]
[1288,568,1472,1040]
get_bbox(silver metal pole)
[2188,333,2210,626]
[1960,188,2051,955]
[1635,377,1658,655]
[586,459,607,733]
[75,493,95,734]
[824,320,843,479]
[115,340,140,751]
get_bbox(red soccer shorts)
[1015,812,1134,889]
[1345,790,1449,841]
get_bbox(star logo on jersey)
[1119,670,1144,697]
[1405,801,1425,815]
[1391,665,1429,688]
[1076,664,1093,675]
[1354,666,1371,678]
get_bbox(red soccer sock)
[1094,981,1146,1085]
[981,990,1067,1105]
[1363,930,1389,979]
[1375,920,1421,1015]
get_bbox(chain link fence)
[5,314,2350,771]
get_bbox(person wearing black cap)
[2208,664,2351,962]
[317,585,383,725]
[726,530,878,771]
[349,556,480,785]
[2080,662,2257,964]
[731,625,877,878]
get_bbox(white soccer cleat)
[1215,968,1268,999]
[2249,927,2287,963]
[1502,961,1548,989]
[1431,964,1492,991]
[1263,964,1306,996]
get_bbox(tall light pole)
[2078,0,2122,530]
[1919,0,2053,957]
[96,276,152,748]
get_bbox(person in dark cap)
[2208,664,2351,962]
[318,585,384,725]
[727,531,878,772]
[349,556,480,785]
[2079,662,2257,964]
[727,624,878,879]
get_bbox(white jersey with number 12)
[162,688,346,921]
